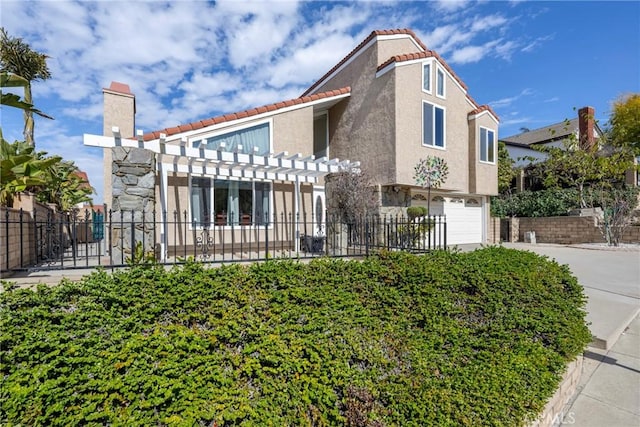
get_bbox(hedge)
[0,247,591,426]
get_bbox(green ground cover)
[1,247,591,426]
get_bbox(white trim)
[83,133,355,181]
[192,118,273,154]
[144,92,350,145]
[187,177,274,230]
[479,126,496,164]
[436,66,446,99]
[311,33,424,95]
[378,33,425,52]
[421,60,433,94]
[468,109,499,124]
[376,56,468,98]
[422,100,446,150]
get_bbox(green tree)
[609,93,640,155]
[497,141,516,194]
[0,28,52,146]
[0,139,60,207]
[528,124,633,208]
[36,159,94,212]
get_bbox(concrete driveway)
[502,243,640,349]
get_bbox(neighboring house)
[86,28,499,252]
[501,106,604,168]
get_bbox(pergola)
[84,128,358,258]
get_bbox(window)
[479,127,495,163]
[436,68,445,98]
[422,62,431,93]
[204,122,270,155]
[423,101,445,148]
[190,178,271,227]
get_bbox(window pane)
[423,63,430,91]
[437,69,444,96]
[254,182,271,225]
[238,182,252,225]
[480,128,488,162]
[205,122,270,155]
[214,180,229,225]
[435,106,444,147]
[423,102,434,146]
[191,177,211,226]
[488,130,495,163]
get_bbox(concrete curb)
[591,306,640,350]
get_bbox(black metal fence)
[1,208,447,272]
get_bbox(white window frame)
[189,177,273,229]
[190,118,274,154]
[422,100,446,150]
[422,62,432,94]
[479,126,496,164]
[436,66,446,99]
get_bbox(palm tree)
[0,28,51,146]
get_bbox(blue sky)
[1,0,639,204]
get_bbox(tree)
[0,139,60,207]
[528,125,633,208]
[0,28,52,146]
[609,93,640,155]
[497,141,516,194]
[413,156,449,215]
[326,165,378,223]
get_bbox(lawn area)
[0,247,591,426]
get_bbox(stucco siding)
[394,61,470,192]
[471,114,499,195]
[320,43,397,185]
[376,36,423,65]
[272,106,314,156]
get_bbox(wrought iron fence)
[1,208,447,272]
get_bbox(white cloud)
[432,0,471,12]
[489,88,533,108]
[1,0,543,205]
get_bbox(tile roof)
[302,28,498,122]
[377,51,468,91]
[143,87,350,141]
[302,29,426,97]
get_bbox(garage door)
[411,195,483,245]
[443,197,483,244]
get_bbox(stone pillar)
[102,82,156,263]
[110,147,156,262]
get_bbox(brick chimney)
[578,106,595,150]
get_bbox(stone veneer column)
[103,82,156,263]
[110,147,156,262]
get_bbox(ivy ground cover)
[1,247,591,426]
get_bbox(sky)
[1,0,639,205]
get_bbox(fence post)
[5,209,11,270]
[33,209,38,265]
[18,209,23,268]
[365,220,370,257]
[264,211,270,260]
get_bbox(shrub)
[1,248,591,426]
[406,206,427,220]
[491,188,581,218]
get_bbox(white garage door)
[443,197,483,244]
[411,195,484,245]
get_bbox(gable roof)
[501,119,579,147]
[301,29,427,97]
[143,87,350,142]
[301,28,498,123]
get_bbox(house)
[501,106,604,168]
[85,28,499,258]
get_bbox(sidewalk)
[561,314,640,426]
